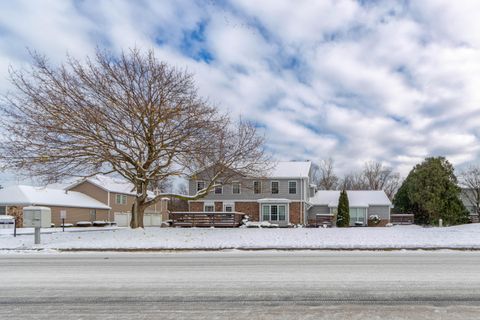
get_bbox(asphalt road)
[2,251,480,319]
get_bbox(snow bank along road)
[3,224,480,250]
[2,251,480,319]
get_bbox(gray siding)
[189,177,304,201]
[367,205,390,220]
[307,205,330,220]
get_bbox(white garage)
[114,212,162,227]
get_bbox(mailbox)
[23,206,52,228]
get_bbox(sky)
[1,0,480,185]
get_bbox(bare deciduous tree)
[339,161,401,200]
[0,48,269,228]
[313,158,339,190]
[340,171,367,190]
[363,161,400,199]
[459,165,480,215]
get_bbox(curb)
[1,247,477,252]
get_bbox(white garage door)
[115,212,162,227]
[114,212,131,227]
[143,214,162,226]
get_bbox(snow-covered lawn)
[2,224,480,251]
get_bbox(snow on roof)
[78,175,135,195]
[0,185,111,210]
[267,161,312,178]
[310,190,392,207]
[67,175,155,197]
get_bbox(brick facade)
[215,201,223,212]
[234,202,259,221]
[189,201,204,211]
[289,202,302,225]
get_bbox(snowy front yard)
[2,224,480,251]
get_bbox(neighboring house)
[308,190,392,226]
[65,175,161,227]
[460,189,479,222]
[188,161,314,226]
[187,161,392,227]
[0,185,111,227]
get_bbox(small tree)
[393,157,468,226]
[336,189,350,227]
[0,48,269,228]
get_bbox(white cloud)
[1,0,480,185]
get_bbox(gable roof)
[190,161,313,180]
[267,161,312,178]
[310,190,392,207]
[66,175,155,197]
[67,175,135,195]
[0,185,111,210]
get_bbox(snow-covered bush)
[368,215,381,225]
[76,221,93,227]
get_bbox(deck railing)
[390,214,414,225]
[170,211,244,228]
[307,214,335,227]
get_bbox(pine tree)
[337,189,350,227]
[393,157,469,226]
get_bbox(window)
[253,181,261,194]
[288,181,297,194]
[232,181,241,194]
[262,205,270,221]
[0,206,5,215]
[204,204,215,212]
[115,194,127,205]
[262,204,287,221]
[349,207,367,226]
[89,209,96,221]
[214,183,223,194]
[271,181,279,194]
[196,181,205,192]
[224,205,233,212]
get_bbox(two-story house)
[188,161,393,227]
[189,161,314,226]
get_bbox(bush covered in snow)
[368,215,381,225]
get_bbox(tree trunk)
[130,197,146,228]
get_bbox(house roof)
[0,185,111,210]
[267,161,312,178]
[66,175,155,197]
[310,190,392,208]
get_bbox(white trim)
[288,180,297,194]
[214,184,223,195]
[271,181,279,194]
[204,201,215,212]
[260,203,289,224]
[257,198,291,204]
[223,202,235,212]
[232,181,241,195]
[253,180,261,194]
[196,180,205,193]
[115,193,127,205]
[188,199,306,203]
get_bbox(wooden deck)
[170,212,244,228]
[308,214,335,227]
[390,214,414,225]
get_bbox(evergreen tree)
[336,189,350,227]
[393,157,469,226]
